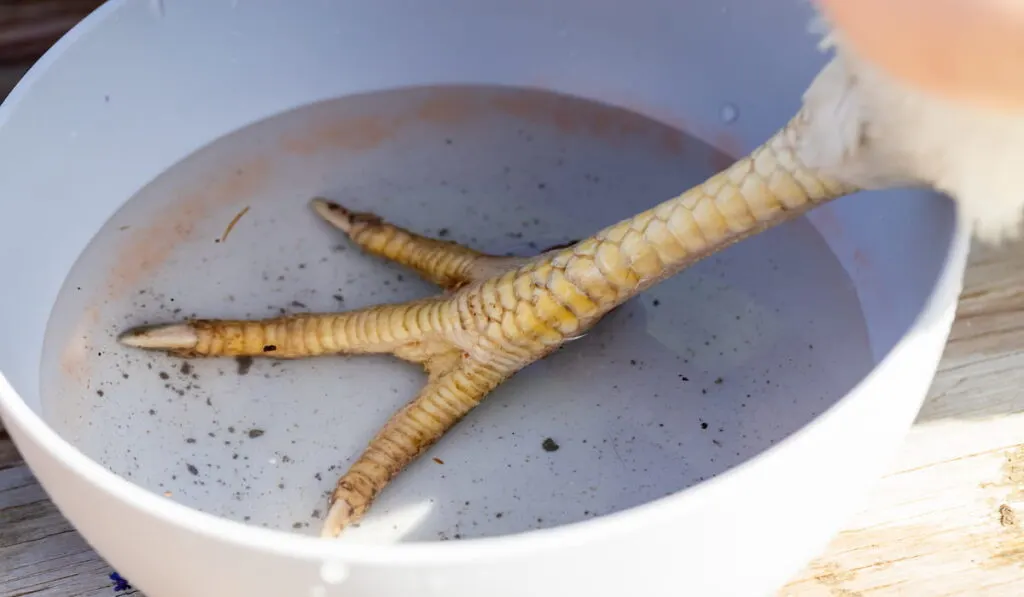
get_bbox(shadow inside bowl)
[38,85,876,543]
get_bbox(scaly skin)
[118,111,859,538]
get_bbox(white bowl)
[0,1,970,596]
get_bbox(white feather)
[796,17,1024,244]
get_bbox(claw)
[310,197,380,233]
[117,324,198,350]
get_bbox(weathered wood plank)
[0,453,138,597]
[0,1,105,65]
[780,240,1024,597]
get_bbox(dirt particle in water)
[180,362,192,375]
[248,428,265,439]
[291,301,307,309]
[186,438,196,444]
[262,345,277,353]
[333,294,344,303]
[542,438,560,452]
[96,390,104,397]
[714,377,724,384]
[700,421,709,430]
[158,371,170,380]
[433,457,445,465]
[235,356,253,375]
[186,464,199,476]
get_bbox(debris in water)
[219,206,251,243]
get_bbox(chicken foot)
[118,110,858,538]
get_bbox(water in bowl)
[39,85,873,543]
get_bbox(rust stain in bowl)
[489,90,687,155]
[415,92,477,127]
[278,88,689,159]
[280,114,398,156]
[59,306,99,387]
[102,155,272,302]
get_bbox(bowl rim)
[0,0,973,566]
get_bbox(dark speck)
[714,377,723,384]
[180,362,192,375]
[438,228,450,238]
[158,371,170,380]
[248,428,265,439]
[96,390,104,397]
[236,356,253,375]
[262,345,277,352]
[186,438,196,444]
[542,438,560,452]
[700,422,709,430]
[186,464,199,476]
[652,299,660,307]
[291,301,307,309]
[333,294,344,303]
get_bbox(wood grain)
[0,1,105,65]
[0,427,139,596]
[780,240,1024,597]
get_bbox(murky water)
[39,85,873,543]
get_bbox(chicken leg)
[118,108,859,538]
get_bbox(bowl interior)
[0,0,957,546]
